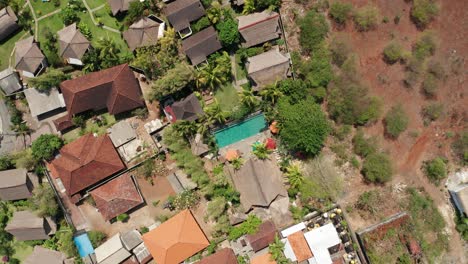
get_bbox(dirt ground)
[281,0,467,262]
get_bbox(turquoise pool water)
[214,114,267,148]
[74,233,94,257]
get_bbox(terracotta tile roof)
[246,221,277,252]
[288,231,313,262]
[164,0,205,32]
[60,63,144,116]
[238,11,280,48]
[53,114,74,132]
[57,23,90,60]
[90,173,143,221]
[49,134,125,198]
[250,253,276,264]
[142,209,209,264]
[182,26,222,65]
[197,248,238,264]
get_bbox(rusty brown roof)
[197,248,237,264]
[246,221,277,252]
[60,63,144,115]
[91,173,143,221]
[182,26,222,65]
[50,134,125,197]
[164,0,205,32]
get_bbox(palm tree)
[268,235,289,264]
[173,120,197,137]
[260,83,283,104]
[238,89,258,109]
[204,101,228,125]
[196,64,227,91]
[252,143,271,160]
[96,36,121,68]
[207,2,222,24]
[285,163,304,189]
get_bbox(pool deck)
[219,130,271,159]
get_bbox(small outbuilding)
[123,16,165,51]
[24,246,67,264]
[5,210,56,241]
[0,67,22,95]
[57,23,91,65]
[246,49,290,90]
[0,6,19,41]
[15,36,47,77]
[182,26,222,65]
[163,0,205,37]
[107,0,137,16]
[95,234,132,264]
[238,11,280,48]
[0,168,34,201]
[164,93,204,123]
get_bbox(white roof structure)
[24,88,65,117]
[282,238,297,262]
[144,118,165,134]
[107,121,136,147]
[304,223,341,264]
[281,222,306,237]
[95,234,131,264]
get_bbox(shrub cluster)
[384,104,409,138]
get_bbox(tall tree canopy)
[31,134,63,161]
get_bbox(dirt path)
[26,0,38,40]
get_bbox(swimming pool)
[214,114,267,148]
[73,233,94,257]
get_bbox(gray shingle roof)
[168,93,204,122]
[107,0,137,15]
[0,6,19,41]
[247,49,290,88]
[5,211,56,241]
[0,168,32,201]
[24,87,66,117]
[123,17,161,51]
[0,67,22,95]
[57,23,90,60]
[24,246,66,264]
[164,0,205,32]
[15,36,45,74]
[182,26,222,65]
[238,11,280,48]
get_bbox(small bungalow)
[95,234,132,264]
[142,209,209,264]
[15,36,47,77]
[227,158,287,213]
[164,0,206,37]
[246,221,277,252]
[5,210,56,241]
[90,173,144,222]
[48,133,126,203]
[197,248,238,264]
[190,133,210,157]
[123,16,165,51]
[107,0,137,16]
[182,26,222,65]
[0,67,22,95]
[23,88,66,120]
[24,246,67,264]
[164,93,204,123]
[0,6,19,42]
[0,168,34,201]
[246,49,290,90]
[57,23,91,66]
[238,11,280,48]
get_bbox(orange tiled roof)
[142,209,209,264]
[288,231,313,262]
[250,253,276,264]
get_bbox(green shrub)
[362,153,393,183]
[353,130,377,157]
[298,10,329,53]
[353,5,379,31]
[423,157,447,183]
[139,226,149,234]
[329,34,353,66]
[329,1,353,25]
[384,104,409,138]
[88,231,107,248]
[228,214,262,240]
[192,16,211,33]
[116,213,129,222]
[356,190,382,214]
[422,103,443,121]
[413,32,436,60]
[427,60,445,80]
[28,69,68,92]
[383,42,404,64]
[411,0,438,28]
[215,12,239,48]
[31,134,63,161]
[422,73,438,97]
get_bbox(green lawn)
[85,0,108,10]
[11,241,33,262]
[37,13,64,44]
[0,30,30,70]
[30,0,60,16]
[94,8,122,30]
[215,84,239,111]
[63,128,81,143]
[62,113,116,143]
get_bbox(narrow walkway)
[230,53,248,91]
[90,4,105,12]
[81,0,120,33]
[37,8,62,21]
[26,0,38,39]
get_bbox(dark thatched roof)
[182,26,222,65]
